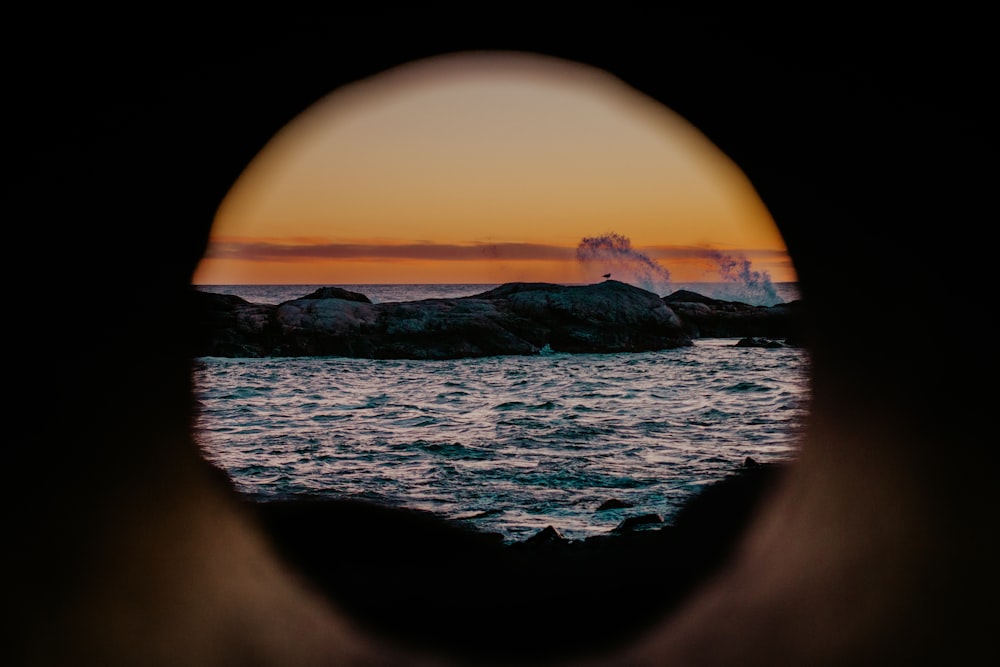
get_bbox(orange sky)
[193,51,796,289]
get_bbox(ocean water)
[192,282,810,543]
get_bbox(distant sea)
[192,281,809,543]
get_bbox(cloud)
[205,239,790,266]
[642,246,791,262]
[203,240,577,262]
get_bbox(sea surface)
[192,282,810,543]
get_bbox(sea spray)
[576,232,672,295]
[706,250,781,306]
[575,231,784,306]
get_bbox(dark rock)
[613,513,665,533]
[521,525,568,548]
[735,336,787,348]
[298,286,373,303]
[190,280,693,358]
[186,289,280,357]
[276,295,541,359]
[664,290,805,340]
[476,280,689,354]
[597,498,634,511]
[670,460,785,570]
[190,283,812,359]
[244,458,777,663]
[121,442,790,664]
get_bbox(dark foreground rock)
[247,458,785,664]
[190,281,803,359]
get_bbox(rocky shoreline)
[189,280,805,359]
[243,457,784,663]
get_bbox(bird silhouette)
[602,273,611,279]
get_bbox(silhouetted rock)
[186,289,281,357]
[521,525,568,547]
[613,513,665,532]
[191,281,812,359]
[190,280,693,358]
[670,459,785,572]
[299,286,372,303]
[735,336,788,348]
[474,280,689,354]
[597,498,634,511]
[244,457,782,663]
[664,289,805,340]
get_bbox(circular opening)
[189,50,809,661]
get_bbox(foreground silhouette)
[245,460,781,664]
[8,9,996,667]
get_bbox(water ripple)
[194,339,811,542]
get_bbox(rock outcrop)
[187,290,280,358]
[190,280,692,359]
[189,281,804,359]
[663,289,804,341]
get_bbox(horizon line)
[193,279,801,286]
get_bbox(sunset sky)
[192,51,796,290]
